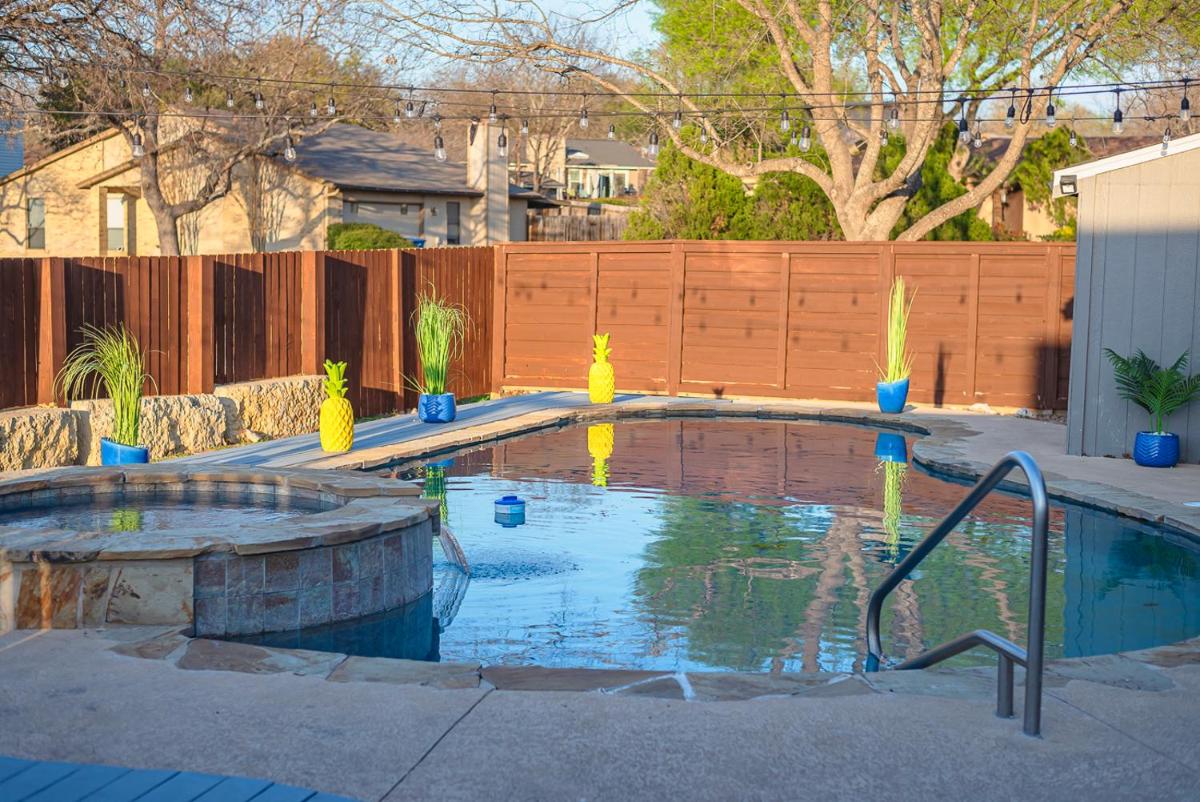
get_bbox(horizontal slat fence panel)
[494,241,1077,410]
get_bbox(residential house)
[517,137,655,200]
[0,121,552,257]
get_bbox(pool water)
[325,419,1200,672]
[0,495,320,533]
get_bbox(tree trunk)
[140,170,181,256]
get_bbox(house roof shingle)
[565,138,655,169]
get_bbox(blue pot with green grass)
[876,378,910,414]
[873,432,908,463]
[1132,432,1180,468]
[418,393,457,423]
[101,438,149,466]
[877,278,915,415]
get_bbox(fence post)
[966,251,981,404]
[390,248,406,411]
[667,242,685,395]
[1041,245,1064,410]
[490,244,507,396]
[300,250,326,375]
[36,257,67,405]
[184,255,215,394]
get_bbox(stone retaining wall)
[0,375,323,469]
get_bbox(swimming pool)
[246,418,1200,673]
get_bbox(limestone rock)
[214,375,323,441]
[73,394,228,465]
[0,406,80,470]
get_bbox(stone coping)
[106,626,1200,704]
[0,464,433,563]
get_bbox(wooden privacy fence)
[0,246,493,417]
[493,240,1076,410]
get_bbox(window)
[26,198,45,250]
[445,202,461,245]
[106,195,126,252]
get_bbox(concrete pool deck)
[0,626,1197,801]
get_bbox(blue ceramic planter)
[100,438,149,466]
[418,393,457,423]
[876,378,910,414]
[873,432,909,464]
[1133,431,1180,468]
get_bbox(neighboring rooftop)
[0,127,22,179]
[565,138,655,169]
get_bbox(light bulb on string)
[607,123,615,140]
[1005,88,1017,129]
[1069,126,1077,148]
[309,101,318,118]
[142,83,151,98]
[957,111,970,144]
[254,91,264,111]
[699,118,708,144]
[1162,127,1171,156]
[780,95,790,132]
[1112,88,1124,134]
[433,134,446,162]
[880,128,889,147]
[799,125,811,152]
[1182,79,1192,122]
[226,90,234,109]
[405,88,417,119]
[56,72,70,89]
[284,136,297,162]
[326,97,336,116]
[183,85,193,104]
[488,92,498,124]
[789,131,798,148]
[647,130,659,157]
[131,132,145,158]
[393,105,402,124]
[972,126,983,149]
[520,118,529,135]
[1045,92,1056,127]
[579,107,589,129]
[673,110,682,130]
[888,106,900,130]
[497,129,508,158]
[433,115,442,131]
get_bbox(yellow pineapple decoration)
[588,333,615,403]
[319,359,354,452]
[588,423,614,487]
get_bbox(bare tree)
[40,0,385,255]
[364,0,1183,241]
[236,155,289,251]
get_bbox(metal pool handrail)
[865,451,1050,737]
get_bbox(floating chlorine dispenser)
[495,495,526,527]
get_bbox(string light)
[972,126,983,149]
[433,133,446,162]
[1045,91,1056,127]
[1112,88,1124,134]
[880,128,889,146]
[647,130,659,156]
[309,101,318,118]
[393,104,402,124]
[789,130,798,148]
[56,72,70,89]
[1181,79,1191,122]
[1069,125,1077,148]
[673,110,683,130]
[1161,126,1170,156]
[405,88,417,119]
[799,125,811,152]
[888,106,900,129]
[699,117,708,144]
[131,132,144,158]
[780,95,790,132]
[254,90,264,111]
[607,123,615,139]
[284,136,296,162]
[326,97,336,116]
[497,128,508,158]
[957,113,970,143]
[141,82,151,98]
[226,90,234,109]
[488,92,498,124]
[520,118,529,135]
[183,85,193,104]
[579,107,589,129]
[1005,88,1017,129]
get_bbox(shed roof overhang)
[1052,131,1200,197]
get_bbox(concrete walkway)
[0,628,1197,801]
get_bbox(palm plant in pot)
[876,278,915,414]
[1105,349,1200,468]
[57,324,153,465]
[409,290,468,423]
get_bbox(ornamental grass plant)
[878,277,915,383]
[57,324,152,447]
[409,289,468,396]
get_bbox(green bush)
[327,222,413,250]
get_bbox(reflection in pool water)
[0,495,320,533]
[317,420,1200,672]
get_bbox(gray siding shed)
[1063,141,1200,463]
